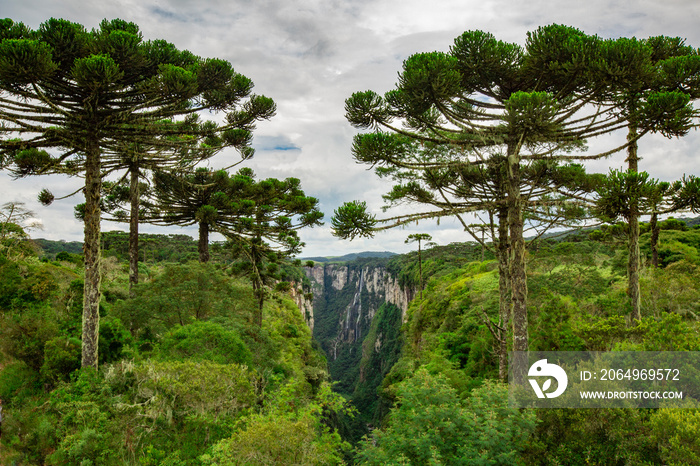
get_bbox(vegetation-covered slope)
[4,218,700,465]
[354,220,700,464]
[0,240,349,465]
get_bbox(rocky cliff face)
[302,260,413,394]
[289,285,314,330]
[304,264,411,339]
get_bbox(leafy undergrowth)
[4,224,700,464]
[359,227,700,464]
[0,251,349,465]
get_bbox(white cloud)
[2,0,700,256]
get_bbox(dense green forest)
[343,218,700,464]
[37,231,230,265]
[0,233,347,465]
[3,218,700,464]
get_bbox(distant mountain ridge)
[33,238,84,256]
[32,236,398,264]
[301,251,397,263]
[32,215,700,261]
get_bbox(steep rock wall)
[305,264,411,333]
[304,261,413,394]
[289,285,314,330]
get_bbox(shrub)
[651,406,700,465]
[112,262,254,337]
[155,321,252,366]
[41,337,81,385]
[0,305,59,371]
[356,368,537,465]
[55,251,83,265]
[98,318,134,364]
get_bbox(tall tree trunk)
[481,228,485,262]
[627,124,641,321]
[497,207,511,382]
[254,280,264,328]
[507,141,528,383]
[129,166,139,295]
[508,145,528,352]
[650,211,659,268]
[418,240,423,299]
[627,220,641,320]
[251,249,264,328]
[198,221,210,263]
[82,137,102,369]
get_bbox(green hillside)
[350,222,700,464]
[3,219,700,464]
[0,241,348,465]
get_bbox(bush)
[127,360,257,420]
[55,251,83,265]
[203,412,345,465]
[524,408,658,465]
[202,383,350,466]
[530,292,586,351]
[98,318,134,364]
[0,305,59,371]
[0,256,60,309]
[0,361,41,403]
[651,406,700,465]
[41,337,81,385]
[111,262,254,337]
[155,321,252,366]
[356,368,537,465]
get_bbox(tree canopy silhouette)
[333,25,697,374]
[0,18,275,368]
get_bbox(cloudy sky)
[2,0,700,257]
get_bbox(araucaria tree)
[72,116,224,291]
[221,168,323,327]
[0,18,275,368]
[405,233,431,299]
[149,167,249,263]
[596,171,700,272]
[333,25,693,375]
[594,36,700,319]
